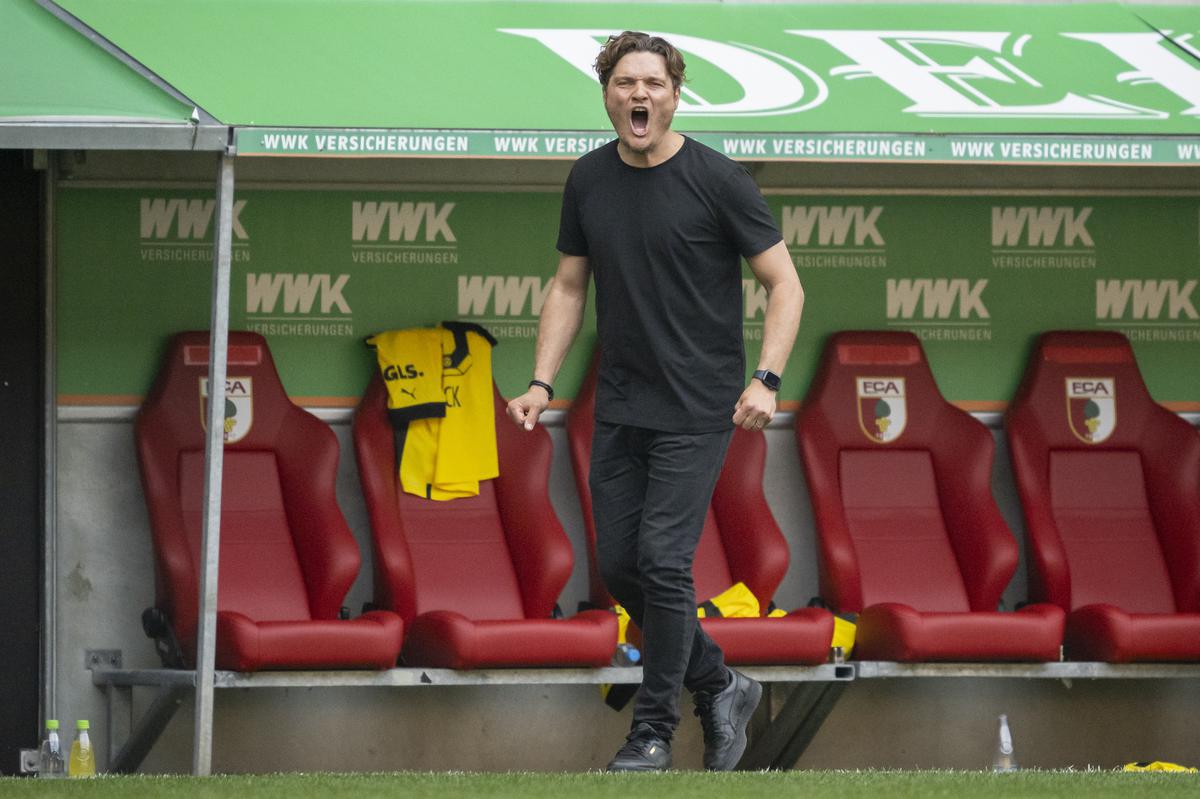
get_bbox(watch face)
[756,370,781,391]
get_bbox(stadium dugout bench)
[102,332,1200,774]
[88,659,1200,773]
[88,662,853,773]
[117,332,854,774]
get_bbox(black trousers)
[590,420,734,739]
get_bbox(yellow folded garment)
[614,603,632,644]
[618,584,858,659]
[698,582,762,619]
[1123,761,1198,773]
[832,614,856,658]
[699,583,857,658]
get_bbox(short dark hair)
[594,31,686,89]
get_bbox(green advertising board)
[236,129,1200,167]
[57,186,1200,410]
[55,1,1200,165]
[56,187,580,404]
[769,192,1200,409]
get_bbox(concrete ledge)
[854,661,1200,679]
[92,662,854,690]
[94,660,1200,690]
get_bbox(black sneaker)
[693,669,763,771]
[606,723,672,772]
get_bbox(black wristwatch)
[752,369,782,392]
[529,379,554,401]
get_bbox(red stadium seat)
[135,332,404,671]
[797,331,1064,662]
[354,373,617,669]
[1007,331,1200,662]
[567,352,834,666]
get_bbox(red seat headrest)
[1011,331,1155,448]
[802,330,959,447]
[140,331,299,450]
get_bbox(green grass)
[2,770,1197,799]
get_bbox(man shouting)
[507,31,803,772]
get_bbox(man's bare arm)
[732,240,804,429]
[506,253,591,430]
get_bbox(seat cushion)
[397,482,527,620]
[181,450,312,621]
[402,609,619,669]
[216,610,404,671]
[840,450,970,612]
[700,609,834,666]
[1049,451,1176,613]
[1065,604,1200,662]
[856,602,1065,661]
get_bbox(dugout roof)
[5,0,1198,165]
[0,0,227,150]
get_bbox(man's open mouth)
[631,107,649,136]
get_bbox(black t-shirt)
[557,137,783,433]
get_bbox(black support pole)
[0,150,45,775]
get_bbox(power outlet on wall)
[19,749,39,774]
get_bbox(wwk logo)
[140,198,248,240]
[455,275,551,341]
[458,275,550,317]
[887,279,989,320]
[992,207,1093,248]
[1095,280,1198,321]
[782,206,884,247]
[885,279,992,341]
[246,273,351,315]
[352,201,456,242]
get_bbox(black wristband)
[529,379,554,401]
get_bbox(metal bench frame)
[90,659,1200,775]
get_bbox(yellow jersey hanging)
[369,322,498,500]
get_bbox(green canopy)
[56,0,1200,164]
[0,0,225,150]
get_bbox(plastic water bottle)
[992,714,1018,772]
[68,720,96,778]
[612,642,641,667]
[37,720,66,779]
